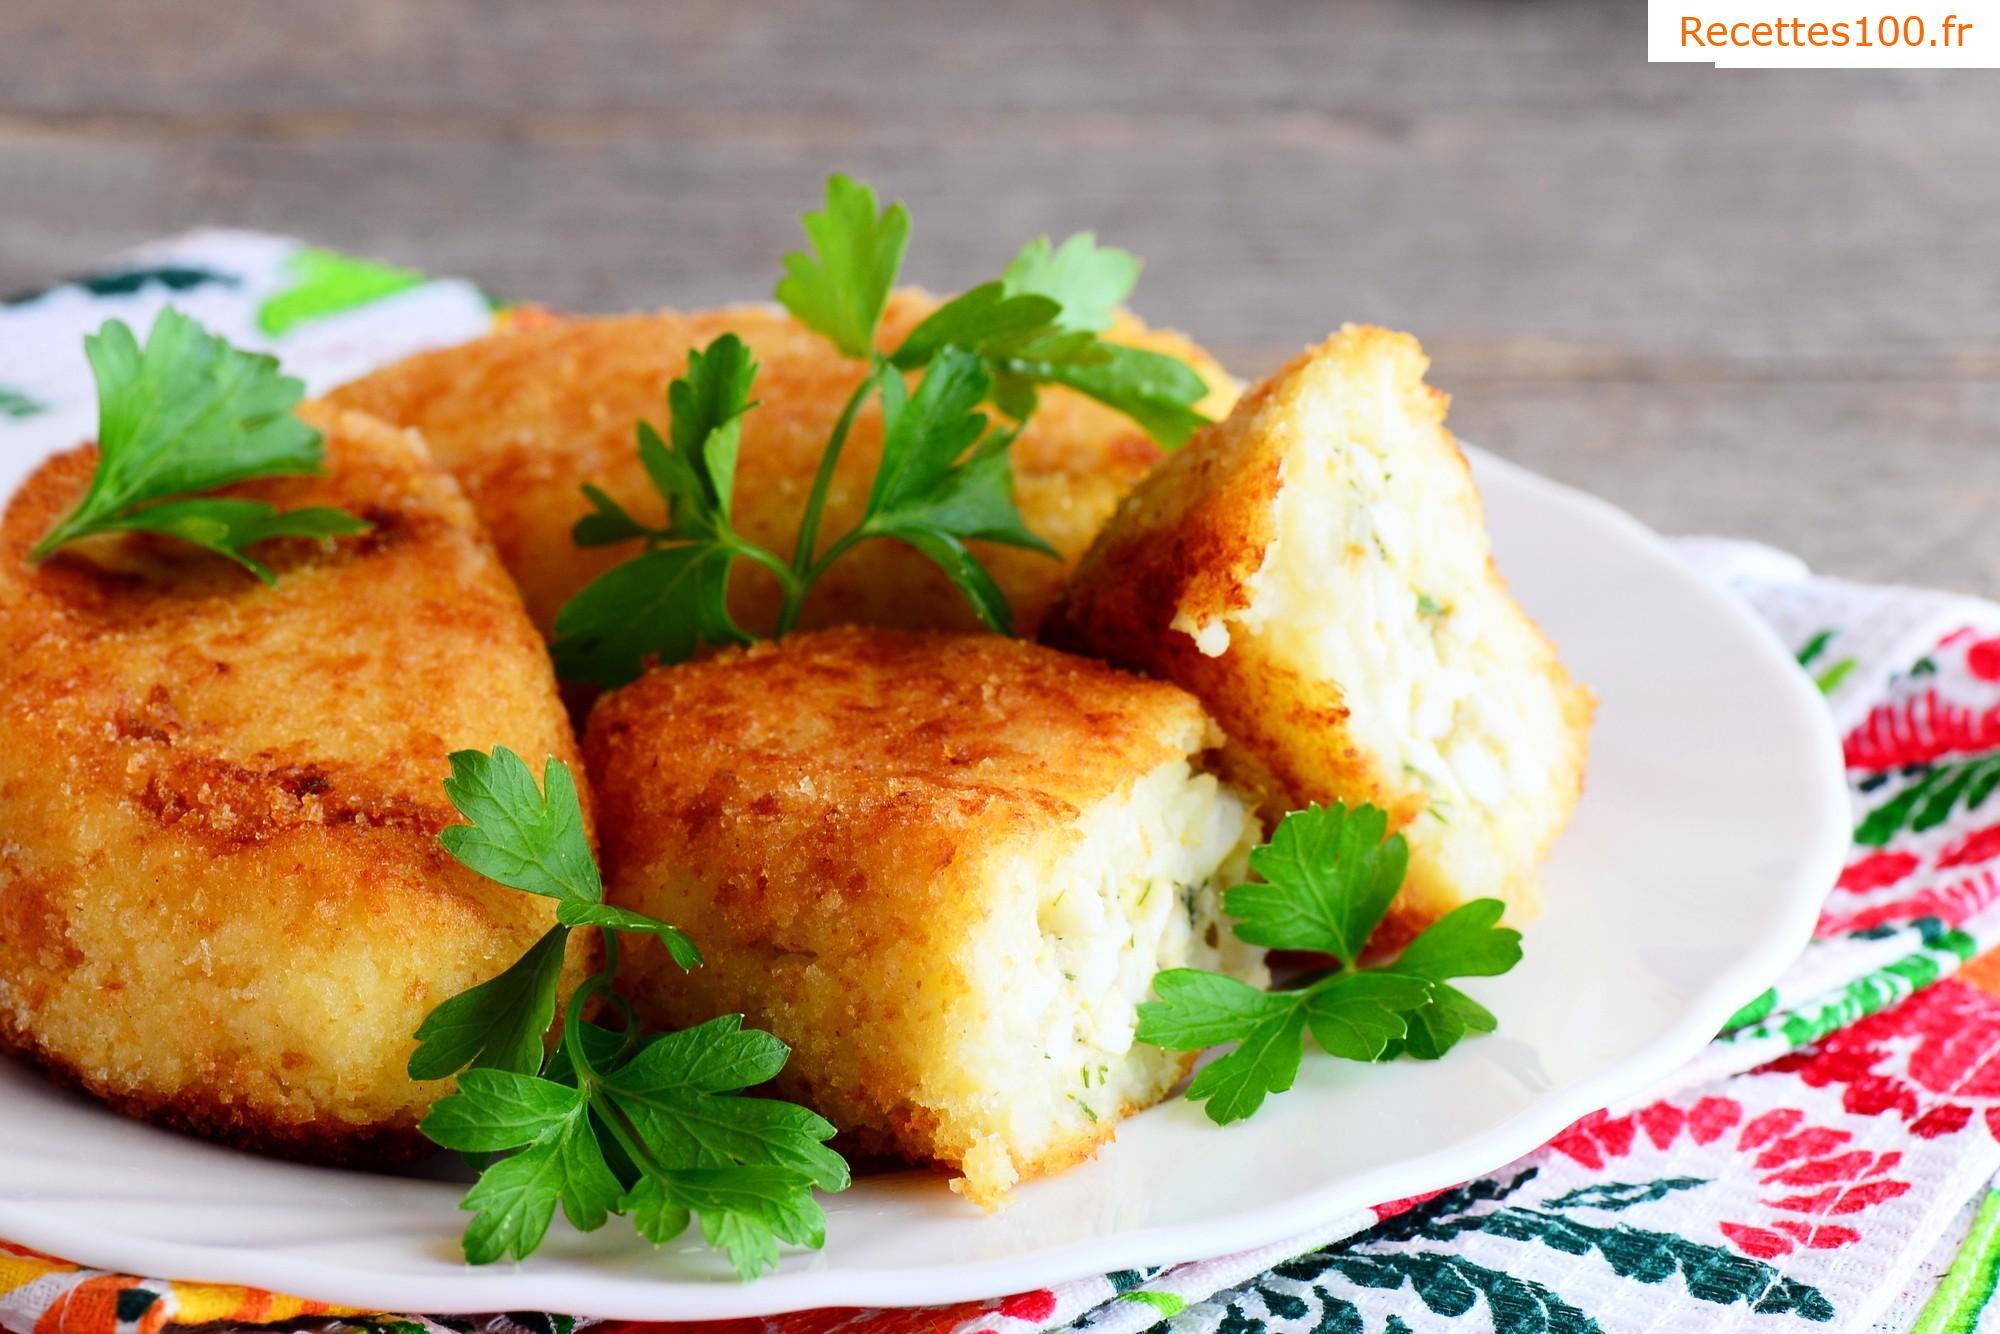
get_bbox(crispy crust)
[0,1026,432,1166]
[584,628,1216,1189]
[1046,327,1593,941]
[326,292,1238,639]
[0,406,595,1162]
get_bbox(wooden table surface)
[4,0,1995,593]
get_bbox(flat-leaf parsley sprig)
[773,175,1209,630]
[550,174,1214,686]
[412,746,847,1278]
[1136,802,1523,1125]
[29,307,369,582]
[554,329,1053,685]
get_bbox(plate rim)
[0,447,1851,1319]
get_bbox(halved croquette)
[1045,326,1591,947]
[584,627,1264,1206]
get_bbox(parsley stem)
[781,361,882,619]
[557,938,688,1199]
[25,520,76,565]
[561,946,619,1091]
[726,537,803,600]
[797,528,869,594]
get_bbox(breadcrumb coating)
[0,405,594,1162]
[326,292,1238,639]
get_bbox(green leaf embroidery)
[0,385,46,419]
[1855,755,2000,846]
[258,247,426,335]
[1815,658,1857,694]
[7,265,235,309]
[1795,628,1837,667]
[1722,986,1779,1033]
[1346,1168,1836,1322]
[1544,1178,1711,1212]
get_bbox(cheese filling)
[952,758,1262,1198]
[1175,365,1575,905]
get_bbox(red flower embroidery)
[1548,1091,1915,1261]
[993,1291,1058,1323]
[1846,689,2000,770]
[1942,825,2000,869]
[1762,979,2000,1127]
[1969,636,2000,682]
[1817,869,2000,936]
[1837,851,1922,894]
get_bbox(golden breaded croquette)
[326,292,1237,639]
[584,627,1265,1207]
[1045,327,1592,948]
[0,404,595,1163]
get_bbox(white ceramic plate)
[0,448,1848,1320]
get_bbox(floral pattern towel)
[5,233,2000,1334]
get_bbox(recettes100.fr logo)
[1647,3,1992,65]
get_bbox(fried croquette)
[1044,327,1592,947]
[326,293,1238,640]
[0,404,595,1163]
[583,627,1265,1207]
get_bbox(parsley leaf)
[850,349,1057,634]
[679,1166,831,1276]
[889,282,1063,371]
[1182,1003,1307,1125]
[1303,971,1434,1060]
[1137,969,1296,1050]
[990,335,1210,447]
[554,179,1223,680]
[555,180,1220,679]
[455,1131,568,1262]
[551,337,764,687]
[1001,232,1140,334]
[409,926,569,1080]
[1226,801,1407,969]
[889,233,1208,447]
[661,333,758,532]
[775,175,910,359]
[556,902,703,970]
[438,748,601,906]
[554,333,1051,679]
[553,541,746,687]
[28,308,368,581]
[414,747,847,1279]
[606,1020,848,1192]
[421,1068,583,1151]
[427,1071,624,1261]
[1376,899,1522,1061]
[1136,802,1521,1125]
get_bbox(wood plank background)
[4,0,1995,591]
